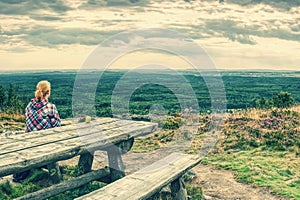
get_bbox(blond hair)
[35,80,51,99]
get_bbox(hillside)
[130,105,300,199]
[202,106,300,199]
[0,106,299,199]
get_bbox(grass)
[203,148,300,199]
[186,184,203,200]
[131,130,175,153]
[0,181,42,200]
[0,167,106,200]
[0,112,25,133]
[0,169,47,199]
[0,112,24,123]
[199,107,300,199]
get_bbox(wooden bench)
[0,117,157,200]
[75,152,202,200]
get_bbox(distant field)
[0,70,299,118]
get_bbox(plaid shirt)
[25,98,61,133]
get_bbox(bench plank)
[15,168,110,200]
[75,153,201,200]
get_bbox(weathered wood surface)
[0,119,157,177]
[15,168,110,200]
[75,152,201,200]
[0,118,128,155]
[0,118,155,156]
[0,118,117,145]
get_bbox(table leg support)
[119,138,134,154]
[77,152,94,175]
[47,162,62,184]
[170,177,188,200]
[107,146,125,182]
[150,192,161,200]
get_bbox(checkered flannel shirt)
[25,98,61,133]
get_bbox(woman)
[25,80,60,132]
[13,80,61,182]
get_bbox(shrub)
[272,92,295,108]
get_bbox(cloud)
[20,27,123,47]
[80,0,149,9]
[0,0,26,4]
[0,24,125,48]
[226,0,300,9]
[29,15,62,21]
[0,0,71,15]
[205,20,300,44]
[1,0,299,50]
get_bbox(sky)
[0,0,299,71]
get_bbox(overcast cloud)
[0,0,299,70]
[0,0,71,15]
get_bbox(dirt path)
[193,164,289,200]
[120,151,290,200]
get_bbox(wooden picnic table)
[0,117,157,199]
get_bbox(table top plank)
[0,119,150,155]
[0,123,155,164]
[0,119,157,177]
[0,118,118,144]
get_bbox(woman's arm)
[48,103,61,128]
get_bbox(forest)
[0,70,299,119]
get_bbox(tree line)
[252,91,295,109]
[0,84,27,114]
[0,83,297,117]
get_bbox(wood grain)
[75,153,201,200]
[0,119,157,177]
[15,168,110,200]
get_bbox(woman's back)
[25,97,60,132]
